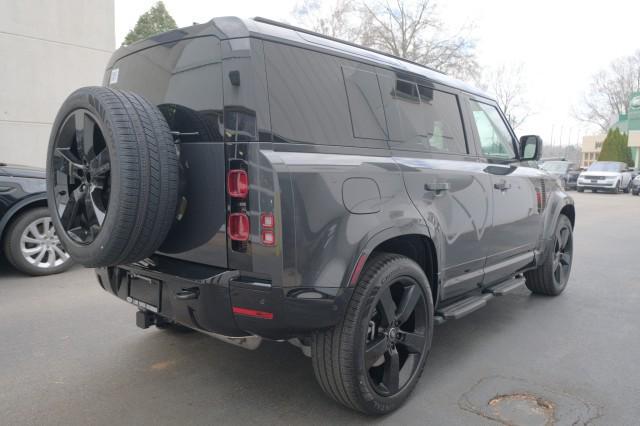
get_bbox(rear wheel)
[3,207,73,276]
[623,182,631,193]
[311,253,434,415]
[525,215,573,296]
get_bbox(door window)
[378,75,468,154]
[468,100,516,159]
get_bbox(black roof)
[109,16,492,100]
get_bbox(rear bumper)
[95,255,353,340]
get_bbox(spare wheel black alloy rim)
[365,277,427,396]
[52,109,111,245]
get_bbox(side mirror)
[519,135,543,161]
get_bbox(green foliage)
[122,1,177,47]
[598,128,634,166]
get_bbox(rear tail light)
[228,213,249,241]
[260,212,275,246]
[261,230,275,246]
[227,169,248,198]
[260,213,274,229]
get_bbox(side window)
[263,42,386,148]
[342,65,387,140]
[379,74,467,154]
[468,100,516,159]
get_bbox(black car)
[540,160,580,190]
[45,17,575,415]
[0,162,72,275]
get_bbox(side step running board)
[437,294,493,320]
[435,276,526,324]
[484,276,526,296]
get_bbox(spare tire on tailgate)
[46,87,179,267]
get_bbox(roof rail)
[252,16,445,75]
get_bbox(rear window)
[109,36,224,143]
[264,42,387,149]
[378,75,468,154]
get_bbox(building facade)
[0,0,114,167]
[581,134,605,168]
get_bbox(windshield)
[541,162,569,173]
[587,162,622,172]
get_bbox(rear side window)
[264,42,386,148]
[378,75,468,154]
[342,65,387,140]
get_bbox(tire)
[633,190,639,196]
[524,215,573,296]
[612,182,620,194]
[46,87,179,267]
[311,253,434,415]
[577,187,584,193]
[623,183,631,194]
[3,207,74,276]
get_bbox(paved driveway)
[1,192,639,425]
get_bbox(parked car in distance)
[631,175,640,196]
[540,160,580,190]
[577,161,634,193]
[45,17,576,415]
[0,162,73,275]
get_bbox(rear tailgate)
[106,35,228,268]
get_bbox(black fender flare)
[0,193,47,240]
[538,192,575,264]
[342,221,441,297]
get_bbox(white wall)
[0,0,114,167]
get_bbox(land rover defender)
[46,17,575,414]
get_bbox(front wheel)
[311,253,434,415]
[524,214,573,296]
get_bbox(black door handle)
[176,288,199,300]
[425,182,450,193]
[494,181,512,191]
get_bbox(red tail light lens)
[261,230,275,246]
[228,213,250,241]
[260,213,274,229]
[227,169,248,198]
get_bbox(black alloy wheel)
[311,254,434,414]
[365,277,428,396]
[551,221,573,289]
[51,109,110,245]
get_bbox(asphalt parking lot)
[1,192,639,425]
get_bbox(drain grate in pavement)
[459,376,601,426]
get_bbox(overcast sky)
[114,0,640,144]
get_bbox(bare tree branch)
[480,64,532,130]
[575,50,640,131]
[292,0,478,81]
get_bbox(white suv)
[577,161,634,193]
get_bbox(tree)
[293,0,362,41]
[575,50,640,132]
[122,1,177,47]
[598,128,633,166]
[480,64,531,130]
[292,0,478,81]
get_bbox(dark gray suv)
[46,17,575,415]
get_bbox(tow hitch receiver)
[136,310,156,329]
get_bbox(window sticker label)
[109,68,119,85]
